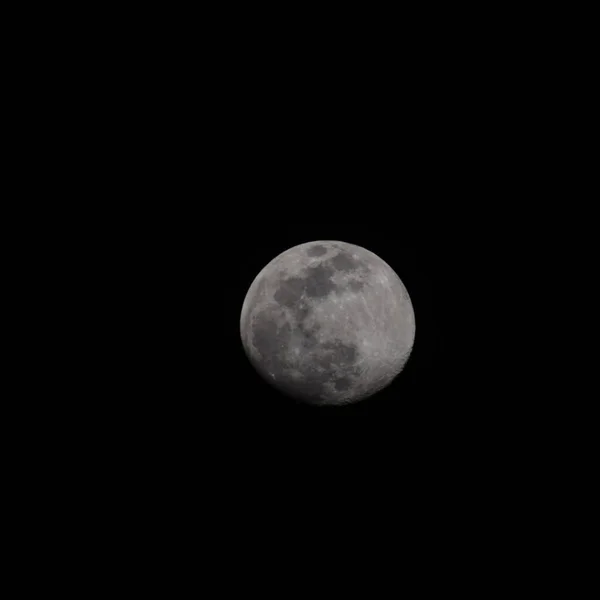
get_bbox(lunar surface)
[240,240,415,406]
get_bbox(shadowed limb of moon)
[240,240,415,406]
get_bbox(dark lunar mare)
[318,340,358,368]
[306,245,327,257]
[330,250,369,293]
[272,262,339,350]
[303,264,337,298]
[251,310,292,375]
[253,317,362,402]
[273,277,306,307]
[330,250,362,272]
[282,341,362,402]
[334,377,352,391]
[294,302,311,323]
[273,264,337,307]
[296,320,320,351]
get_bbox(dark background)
[55,26,551,568]
[21,9,571,585]
[84,66,520,513]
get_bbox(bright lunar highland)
[240,240,415,406]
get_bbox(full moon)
[240,240,416,406]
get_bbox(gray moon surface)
[240,240,416,406]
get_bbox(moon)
[240,240,415,406]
